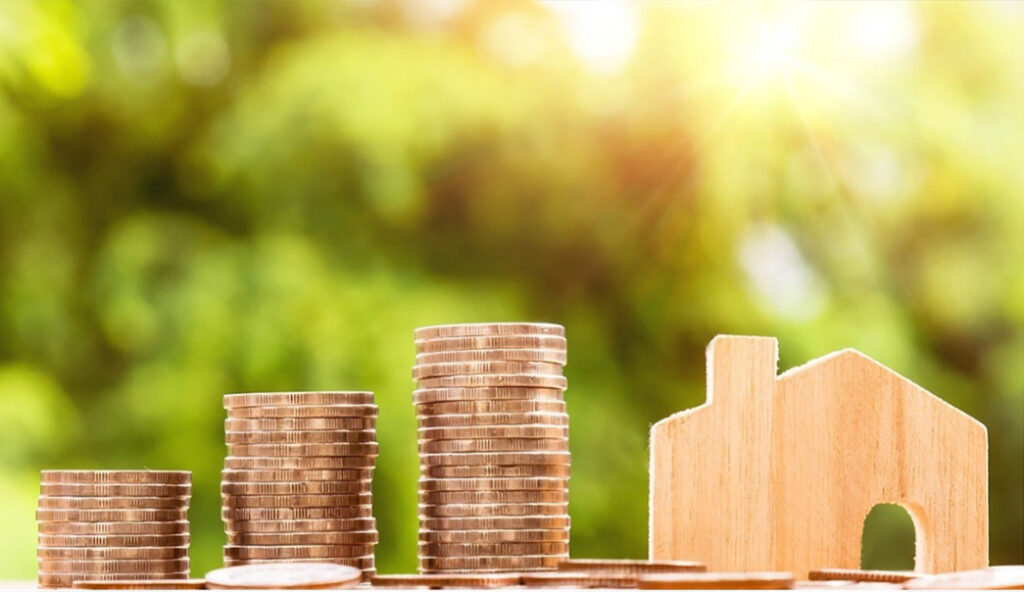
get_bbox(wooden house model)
[650,335,988,577]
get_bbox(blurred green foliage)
[0,0,1021,579]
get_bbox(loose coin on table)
[808,569,914,584]
[204,562,362,589]
[902,565,1024,590]
[638,571,796,589]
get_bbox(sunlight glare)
[751,19,799,71]
[545,1,637,75]
[842,3,918,61]
[739,224,827,321]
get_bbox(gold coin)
[417,374,567,390]
[415,334,567,353]
[418,555,561,571]
[419,451,571,466]
[226,405,378,419]
[225,518,376,534]
[36,509,188,522]
[218,557,375,570]
[72,579,206,590]
[809,569,914,584]
[418,425,568,441]
[204,562,362,590]
[419,529,569,543]
[414,323,564,341]
[418,412,568,428]
[39,483,192,497]
[224,430,377,445]
[418,541,568,558]
[560,558,706,574]
[223,392,375,409]
[419,516,570,530]
[415,398,565,413]
[225,417,375,432]
[416,348,567,365]
[421,464,570,479]
[221,493,372,508]
[413,361,564,380]
[38,496,191,510]
[419,489,567,504]
[418,438,568,454]
[226,531,378,546]
[39,573,191,589]
[371,574,520,589]
[224,545,373,560]
[224,456,375,470]
[903,566,1024,590]
[226,443,378,457]
[221,468,373,483]
[38,534,190,548]
[37,521,190,536]
[221,506,373,521]
[638,572,796,589]
[522,572,636,588]
[37,558,191,573]
[418,477,569,492]
[41,471,191,485]
[221,481,371,496]
[418,503,566,518]
[37,547,189,560]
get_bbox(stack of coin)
[36,470,192,589]
[221,392,379,580]
[413,323,570,574]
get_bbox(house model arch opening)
[649,335,988,577]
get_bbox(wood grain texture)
[650,335,988,578]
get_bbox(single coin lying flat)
[204,562,362,589]
[903,565,1024,590]
[638,571,795,589]
[809,568,915,584]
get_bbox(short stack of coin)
[413,323,570,574]
[221,391,379,580]
[36,470,192,589]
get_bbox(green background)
[0,0,1021,579]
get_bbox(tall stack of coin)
[413,323,570,574]
[221,391,378,580]
[36,470,192,589]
